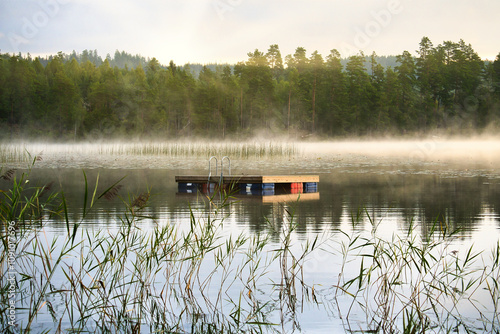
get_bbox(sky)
[1,0,499,66]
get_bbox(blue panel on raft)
[304,182,318,193]
[239,183,275,191]
[178,183,200,192]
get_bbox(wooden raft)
[176,174,320,199]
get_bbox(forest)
[1,37,500,140]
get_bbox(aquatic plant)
[332,211,500,333]
[0,157,316,333]
[0,141,299,164]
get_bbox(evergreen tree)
[323,49,346,135]
[308,51,324,133]
[266,44,284,81]
[87,59,121,136]
[345,52,372,134]
[6,55,35,136]
[395,50,417,129]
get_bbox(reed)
[0,157,308,333]
[0,141,299,164]
[332,210,500,333]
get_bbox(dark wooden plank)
[175,175,264,183]
[175,175,319,184]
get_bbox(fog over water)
[4,137,500,171]
[302,137,500,164]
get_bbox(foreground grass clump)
[1,157,500,333]
[0,158,318,333]
[332,212,500,333]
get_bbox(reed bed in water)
[0,145,26,164]
[0,141,299,162]
[1,157,500,333]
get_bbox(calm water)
[30,165,500,239]
[27,148,500,245]
[4,140,500,332]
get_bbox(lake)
[2,139,500,333]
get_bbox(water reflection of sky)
[472,206,500,251]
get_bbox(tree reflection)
[18,169,500,240]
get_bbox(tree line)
[1,37,500,140]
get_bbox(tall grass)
[332,211,500,333]
[0,141,299,163]
[1,158,500,333]
[0,157,315,333]
[0,145,27,164]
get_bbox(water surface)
[3,140,500,332]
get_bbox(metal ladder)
[207,156,231,191]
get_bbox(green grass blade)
[97,176,126,200]
[90,173,99,208]
[83,170,88,218]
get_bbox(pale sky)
[1,0,499,65]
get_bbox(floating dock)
[176,157,319,201]
[175,174,320,198]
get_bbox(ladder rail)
[208,156,218,184]
[220,156,231,192]
[221,156,231,177]
[207,156,231,195]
